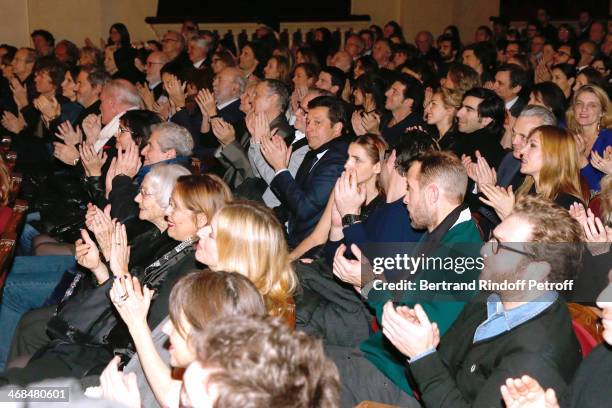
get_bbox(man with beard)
[328,151,482,407]
[381,195,583,408]
[436,34,460,78]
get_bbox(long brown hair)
[516,126,586,203]
[172,174,233,223]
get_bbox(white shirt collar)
[217,97,239,111]
[148,80,161,90]
[450,207,473,229]
[193,59,205,69]
[94,107,137,152]
[505,96,519,110]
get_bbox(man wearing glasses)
[144,51,169,102]
[381,195,584,407]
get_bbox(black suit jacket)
[270,135,349,248]
[508,96,528,118]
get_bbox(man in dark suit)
[270,96,349,248]
[144,51,169,102]
[188,35,211,70]
[492,63,529,119]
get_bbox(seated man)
[215,78,292,189]
[382,195,583,407]
[328,150,482,407]
[270,95,349,248]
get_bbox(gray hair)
[224,67,247,96]
[518,105,557,126]
[144,163,191,208]
[151,122,194,157]
[190,35,210,50]
[103,79,143,109]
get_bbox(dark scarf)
[416,203,469,259]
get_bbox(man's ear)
[196,213,208,229]
[331,85,340,95]
[479,116,493,128]
[425,184,439,205]
[511,85,522,96]
[164,148,177,160]
[402,97,415,110]
[332,121,343,137]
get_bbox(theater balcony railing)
[145,15,371,49]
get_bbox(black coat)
[409,296,581,408]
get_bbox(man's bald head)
[330,51,352,73]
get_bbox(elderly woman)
[0,168,230,386]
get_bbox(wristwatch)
[342,214,362,228]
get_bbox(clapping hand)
[260,129,291,171]
[100,356,142,408]
[52,141,80,165]
[590,147,612,175]
[109,222,130,278]
[381,302,440,359]
[572,204,611,255]
[1,111,26,134]
[136,83,155,111]
[351,111,367,136]
[501,375,560,408]
[332,243,366,288]
[86,204,114,260]
[196,88,217,118]
[33,95,60,123]
[9,77,28,109]
[334,170,366,217]
[82,114,102,145]
[110,273,153,330]
[479,184,515,220]
[152,99,170,121]
[211,117,236,146]
[55,121,82,146]
[75,228,101,271]
[79,142,108,177]
[115,141,142,178]
[251,112,270,144]
[165,74,186,108]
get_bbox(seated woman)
[0,164,189,372]
[350,73,387,136]
[424,87,462,153]
[0,173,231,385]
[480,125,588,220]
[528,81,567,124]
[290,133,388,260]
[567,85,612,193]
[101,270,267,408]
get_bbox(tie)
[295,149,319,185]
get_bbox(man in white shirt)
[188,36,210,70]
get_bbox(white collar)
[193,59,205,68]
[217,98,239,111]
[505,96,519,110]
[94,108,137,152]
[450,207,473,229]
[148,80,161,90]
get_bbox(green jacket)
[361,215,483,395]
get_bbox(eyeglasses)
[118,126,132,134]
[162,38,179,43]
[146,61,165,67]
[490,236,535,258]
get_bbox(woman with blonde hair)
[290,133,388,260]
[566,84,612,192]
[424,87,462,153]
[196,200,298,321]
[481,125,587,219]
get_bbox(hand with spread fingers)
[251,112,270,144]
[33,95,60,123]
[90,204,115,260]
[79,142,108,177]
[381,302,440,359]
[110,273,154,330]
[115,141,142,178]
[9,77,28,109]
[165,74,187,109]
[479,183,515,220]
[500,375,560,408]
[332,243,366,288]
[197,88,217,118]
[260,129,291,172]
[137,83,155,111]
[1,111,26,134]
[100,355,142,408]
[55,120,82,146]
